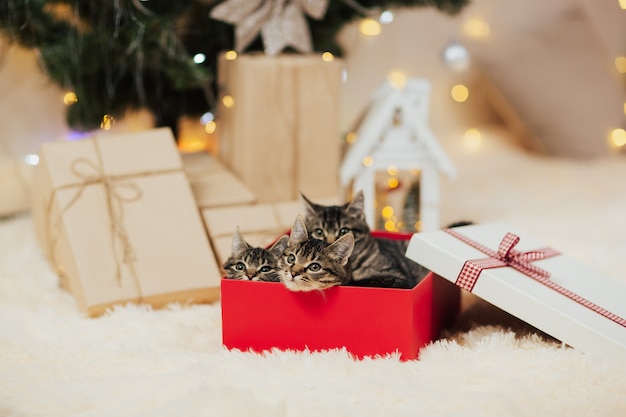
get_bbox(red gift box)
[221,231,461,360]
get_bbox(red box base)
[220,232,461,361]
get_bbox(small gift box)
[202,201,305,266]
[181,152,256,209]
[406,223,626,356]
[31,128,222,316]
[221,231,461,361]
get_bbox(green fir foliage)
[0,0,468,133]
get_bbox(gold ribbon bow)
[210,0,330,56]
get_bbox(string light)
[100,114,114,130]
[451,84,469,102]
[381,206,394,219]
[387,165,398,175]
[610,128,626,148]
[24,154,39,166]
[387,177,399,189]
[224,50,238,60]
[615,56,626,73]
[321,52,335,62]
[63,92,78,105]
[463,18,490,38]
[463,128,482,151]
[619,0,626,9]
[204,121,217,134]
[200,112,214,125]
[222,95,235,108]
[379,10,394,24]
[359,18,382,36]
[362,156,374,166]
[388,71,407,89]
[384,220,397,232]
[193,53,206,64]
[346,132,357,144]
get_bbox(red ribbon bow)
[444,228,626,328]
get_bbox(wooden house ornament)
[339,78,456,232]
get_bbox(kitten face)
[301,190,370,244]
[223,230,289,282]
[277,216,354,292]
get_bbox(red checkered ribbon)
[444,228,626,328]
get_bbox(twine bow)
[210,0,329,56]
[46,139,144,293]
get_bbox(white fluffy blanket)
[2,127,626,416]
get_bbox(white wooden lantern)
[340,78,455,232]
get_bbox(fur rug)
[2,127,626,417]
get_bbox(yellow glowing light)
[346,132,357,144]
[100,114,114,131]
[359,18,382,36]
[321,52,335,62]
[620,0,626,9]
[178,138,208,153]
[463,128,482,151]
[388,71,407,90]
[222,95,235,108]
[381,206,394,219]
[414,221,422,232]
[387,177,399,189]
[204,120,217,134]
[615,56,626,74]
[362,156,373,167]
[63,92,78,105]
[610,128,626,148]
[463,18,490,38]
[451,84,469,102]
[224,50,238,60]
[387,165,398,175]
[384,220,397,232]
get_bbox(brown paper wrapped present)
[31,128,221,316]
[216,52,343,203]
[203,201,303,267]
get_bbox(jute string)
[44,137,184,299]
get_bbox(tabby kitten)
[222,229,289,282]
[276,216,355,292]
[301,190,429,289]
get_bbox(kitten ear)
[289,216,309,246]
[327,232,355,266]
[300,192,319,217]
[268,235,289,257]
[231,228,250,256]
[345,190,366,220]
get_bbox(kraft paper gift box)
[202,201,304,267]
[181,152,256,208]
[216,52,343,203]
[31,128,222,317]
[407,223,626,356]
[221,231,461,361]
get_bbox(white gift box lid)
[406,223,626,356]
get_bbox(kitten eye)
[339,227,350,236]
[235,262,245,271]
[260,266,271,273]
[307,263,322,272]
[313,228,324,237]
[287,254,296,264]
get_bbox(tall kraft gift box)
[217,52,343,203]
[31,128,222,317]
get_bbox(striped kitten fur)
[223,229,289,282]
[276,216,355,292]
[301,190,429,289]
